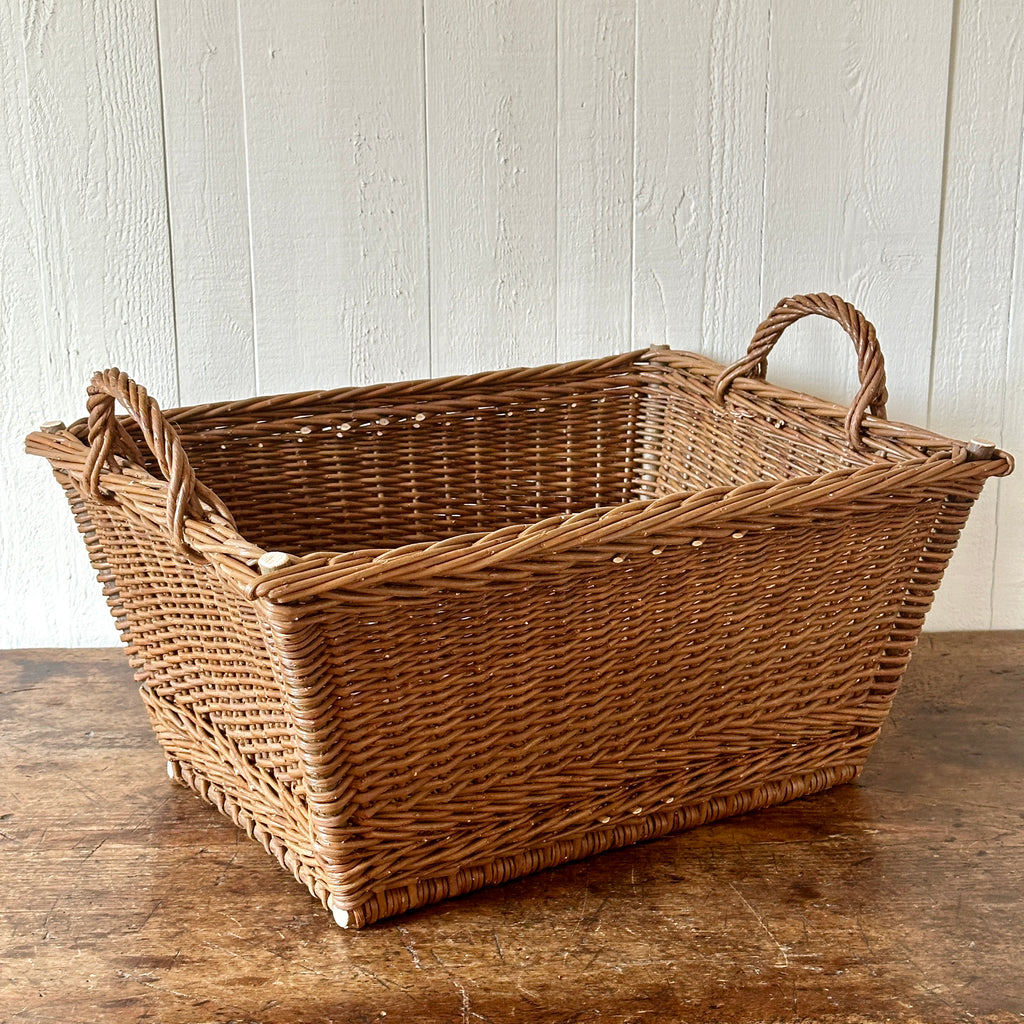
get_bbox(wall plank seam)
[420,0,433,378]
[13,1,53,369]
[627,0,639,353]
[926,0,960,430]
[553,0,560,362]
[152,0,182,405]
[757,2,773,318]
[235,0,260,390]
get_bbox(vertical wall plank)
[20,2,178,392]
[992,140,1024,626]
[0,0,77,648]
[427,0,557,374]
[632,0,768,360]
[928,0,1024,631]
[7,0,176,647]
[760,0,951,426]
[240,0,430,394]
[555,0,635,361]
[157,0,255,403]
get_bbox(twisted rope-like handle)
[713,294,888,452]
[82,369,234,555]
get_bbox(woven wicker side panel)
[339,764,859,927]
[140,686,326,905]
[301,499,945,915]
[638,375,864,495]
[62,483,303,787]
[162,385,648,554]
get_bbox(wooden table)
[1,634,1021,1023]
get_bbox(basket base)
[169,748,861,929]
[326,762,862,928]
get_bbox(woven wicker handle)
[713,293,888,452]
[83,369,234,554]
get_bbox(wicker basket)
[27,294,1012,928]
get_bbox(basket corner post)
[256,608,362,914]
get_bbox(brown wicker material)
[26,294,1013,928]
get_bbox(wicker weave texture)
[26,294,1012,927]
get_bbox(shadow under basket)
[26,294,1012,928]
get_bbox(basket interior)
[148,359,863,557]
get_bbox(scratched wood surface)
[1,634,1021,1023]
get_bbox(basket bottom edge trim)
[169,753,861,929]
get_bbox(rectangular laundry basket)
[26,293,1012,928]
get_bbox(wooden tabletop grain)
[1,634,1021,1024]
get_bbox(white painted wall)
[2,0,1020,647]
